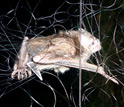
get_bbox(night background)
[0,0,124,107]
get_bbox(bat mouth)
[90,43,101,54]
[96,42,101,51]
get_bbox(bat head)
[79,29,101,54]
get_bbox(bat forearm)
[18,37,29,68]
[33,55,118,84]
[54,60,118,84]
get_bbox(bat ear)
[78,28,85,32]
[24,36,29,40]
[78,28,88,46]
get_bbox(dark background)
[0,0,124,107]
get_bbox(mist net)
[0,0,124,106]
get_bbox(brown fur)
[27,30,82,58]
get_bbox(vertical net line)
[79,0,82,107]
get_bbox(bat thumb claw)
[33,55,41,62]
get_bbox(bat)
[11,29,119,84]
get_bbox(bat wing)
[33,54,119,84]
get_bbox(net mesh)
[0,0,124,106]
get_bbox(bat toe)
[11,68,32,80]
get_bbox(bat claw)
[11,68,32,80]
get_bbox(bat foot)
[11,68,32,80]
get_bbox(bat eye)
[91,41,95,45]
